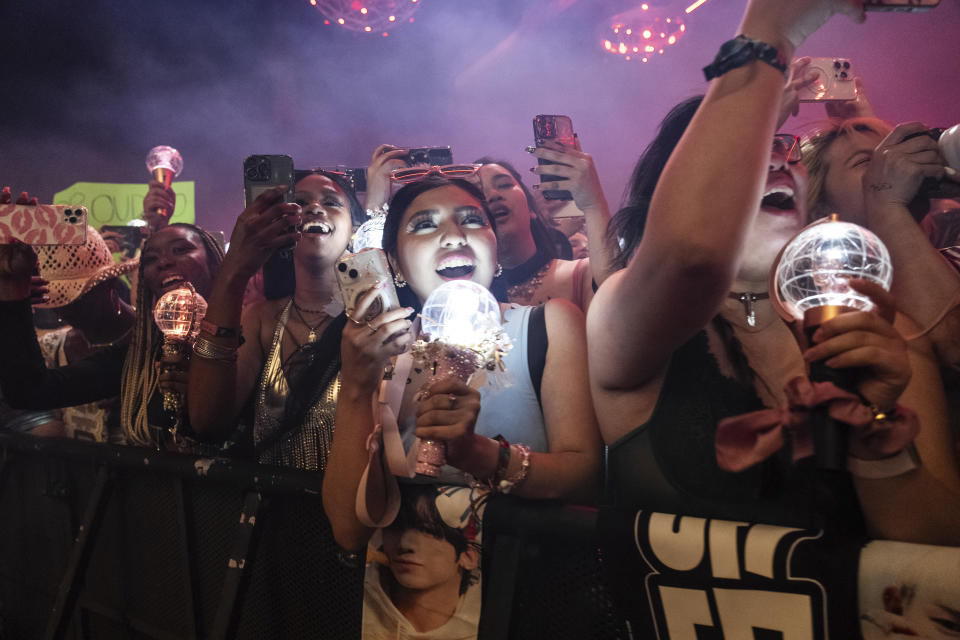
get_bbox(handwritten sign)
[52,181,195,226]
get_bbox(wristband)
[703,35,788,81]
[847,445,919,480]
[200,320,239,339]
[492,435,512,482]
[192,336,239,362]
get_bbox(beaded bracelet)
[498,444,531,494]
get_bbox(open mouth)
[761,185,796,211]
[301,220,333,235]
[436,255,476,280]
[489,203,510,220]
[160,275,187,289]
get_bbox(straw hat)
[34,226,139,309]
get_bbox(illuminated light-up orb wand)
[308,0,423,36]
[411,280,512,477]
[153,284,207,429]
[772,214,893,469]
[145,146,184,219]
[601,3,685,63]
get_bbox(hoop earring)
[393,272,407,288]
[494,263,503,278]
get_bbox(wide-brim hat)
[34,225,139,309]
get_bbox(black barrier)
[0,433,364,640]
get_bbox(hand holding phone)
[337,248,400,323]
[533,115,576,200]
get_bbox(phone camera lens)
[834,60,842,69]
[842,61,850,69]
[338,263,347,272]
[840,71,848,79]
[349,269,358,278]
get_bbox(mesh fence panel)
[504,537,629,640]
[234,493,363,640]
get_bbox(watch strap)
[704,35,788,81]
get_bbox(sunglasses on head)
[390,164,481,184]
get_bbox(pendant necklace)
[728,291,769,328]
[292,300,329,343]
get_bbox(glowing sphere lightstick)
[411,280,512,477]
[772,215,893,469]
[153,284,207,438]
[145,145,184,219]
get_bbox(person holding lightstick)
[589,0,960,546]
[323,174,601,554]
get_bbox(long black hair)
[382,176,505,308]
[474,157,559,261]
[608,96,703,272]
[262,169,364,300]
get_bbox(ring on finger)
[448,393,457,409]
[367,322,378,335]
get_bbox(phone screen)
[533,115,575,201]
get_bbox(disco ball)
[309,0,423,35]
[420,280,501,347]
[775,218,892,321]
[153,286,207,341]
[601,3,685,63]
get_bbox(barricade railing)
[3,432,956,640]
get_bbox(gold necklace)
[292,303,329,343]
[507,263,551,304]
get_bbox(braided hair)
[120,223,224,446]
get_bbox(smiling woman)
[186,170,365,470]
[323,175,602,555]
[0,218,225,449]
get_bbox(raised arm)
[860,122,960,371]
[187,188,301,440]
[531,139,615,287]
[589,0,865,391]
[322,289,414,551]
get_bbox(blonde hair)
[801,117,892,220]
[120,224,225,446]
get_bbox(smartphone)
[243,154,295,206]
[405,147,453,167]
[336,248,400,323]
[533,115,575,201]
[0,204,87,245]
[864,0,939,11]
[798,58,857,102]
[100,225,147,256]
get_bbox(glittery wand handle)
[415,345,482,477]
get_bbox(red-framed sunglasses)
[389,164,481,184]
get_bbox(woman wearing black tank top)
[588,0,960,545]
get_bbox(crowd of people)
[2,0,960,635]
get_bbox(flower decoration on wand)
[770,214,893,470]
[411,281,512,477]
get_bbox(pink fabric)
[355,354,417,528]
[715,376,919,473]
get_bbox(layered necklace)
[500,247,553,304]
[292,298,331,344]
